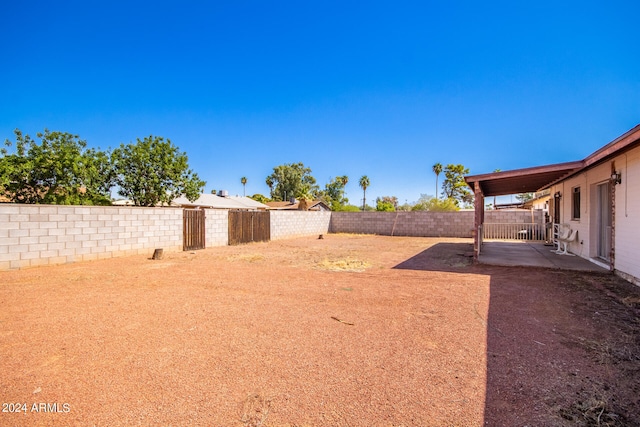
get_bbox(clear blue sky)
[2,1,639,206]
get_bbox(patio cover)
[464,123,640,259]
[464,161,584,197]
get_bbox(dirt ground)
[1,234,639,426]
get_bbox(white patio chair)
[555,229,578,256]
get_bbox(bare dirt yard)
[1,234,639,426]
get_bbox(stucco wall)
[270,211,331,240]
[612,147,640,284]
[0,204,183,270]
[548,145,640,285]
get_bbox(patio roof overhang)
[465,123,640,261]
[465,124,640,198]
[464,161,584,197]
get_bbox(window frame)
[571,186,581,220]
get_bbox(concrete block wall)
[204,209,228,247]
[0,204,183,270]
[330,210,543,237]
[0,205,545,270]
[329,211,475,237]
[270,211,331,240]
[485,209,544,224]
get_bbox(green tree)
[249,193,270,204]
[335,204,361,212]
[112,135,205,206]
[411,194,459,211]
[441,163,472,207]
[240,176,247,197]
[516,192,534,202]
[1,129,113,205]
[358,175,370,211]
[432,163,443,200]
[321,175,349,210]
[265,162,319,202]
[376,196,397,212]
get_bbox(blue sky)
[2,1,639,206]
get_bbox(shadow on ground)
[395,242,640,426]
[483,268,640,426]
[392,242,475,272]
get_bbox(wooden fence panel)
[183,209,206,250]
[228,210,270,245]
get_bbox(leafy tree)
[359,175,370,211]
[265,162,319,202]
[441,163,472,207]
[411,194,459,211]
[250,193,270,204]
[112,135,205,206]
[432,163,443,200]
[321,175,349,210]
[335,204,361,212]
[516,192,534,202]
[376,196,398,212]
[1,129,113,205]
[240,176,247,197]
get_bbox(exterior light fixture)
[611,171,622,185]
[554,191,562,198]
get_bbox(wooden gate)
[228,210,270,245]
[183,209,206,251]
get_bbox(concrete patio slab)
[478,240,609,272]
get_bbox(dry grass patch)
[316,257,371,272]
[227,253,266,263]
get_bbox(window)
[572,186,581,220]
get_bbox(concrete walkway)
[478,241,609,272]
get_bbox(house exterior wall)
[0,204,183,270]
[270,211,331,240]
[612,147,640,284]
[548,145,640,284]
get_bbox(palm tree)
[240,176,247,197]
[359,175,370,211]
[339,175,349,206]
[432,163,443,200]
[266,177,274,199]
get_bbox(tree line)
[1,129,204,206]
[256,162,472,211]
[1,128,473,210]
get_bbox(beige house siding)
[548,145,640,284]
[612,147,640,284]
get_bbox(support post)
[473,182,485,260]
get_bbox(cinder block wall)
[329,211,475,237]
[270,211,331,240]
[329,210,543,237]
[0,205,544,270]
[204,209,228,247]
[0,204,183,270]
[485,209,544,224]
